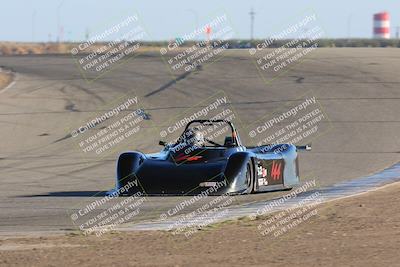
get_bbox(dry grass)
[0,42,59,55]
[0,42,163,55]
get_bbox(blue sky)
[1,0,399,41]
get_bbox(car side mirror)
[296,143,312,151]
[159,140,167,147]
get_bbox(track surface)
[0,48,399,234]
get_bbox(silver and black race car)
[110,119,310,195]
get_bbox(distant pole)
[85,28,90,41]
[67,30,72,42]
[347,14,352,39]
[249,8,255,40]
[32,10,36,42]
[57,0,64,43]
[186,9,199,32]
[396,26,400,39]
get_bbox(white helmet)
[185,127,204,148]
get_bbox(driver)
[184,127,205,148]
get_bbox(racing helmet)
[185,127,205,147]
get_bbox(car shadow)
[17,191,109,197]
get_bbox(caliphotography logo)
[159,9,236,78]
[71,11,148,82]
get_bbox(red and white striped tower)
[373,12,390,39]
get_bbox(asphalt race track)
[0,48,399,234]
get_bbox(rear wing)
[296,144,312,151]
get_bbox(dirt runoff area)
[0,71,12,90]
[1,182,400,267]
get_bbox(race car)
[109,119,310,196]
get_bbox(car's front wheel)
[243,161,255,194]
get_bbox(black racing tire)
[243,160,255,194]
